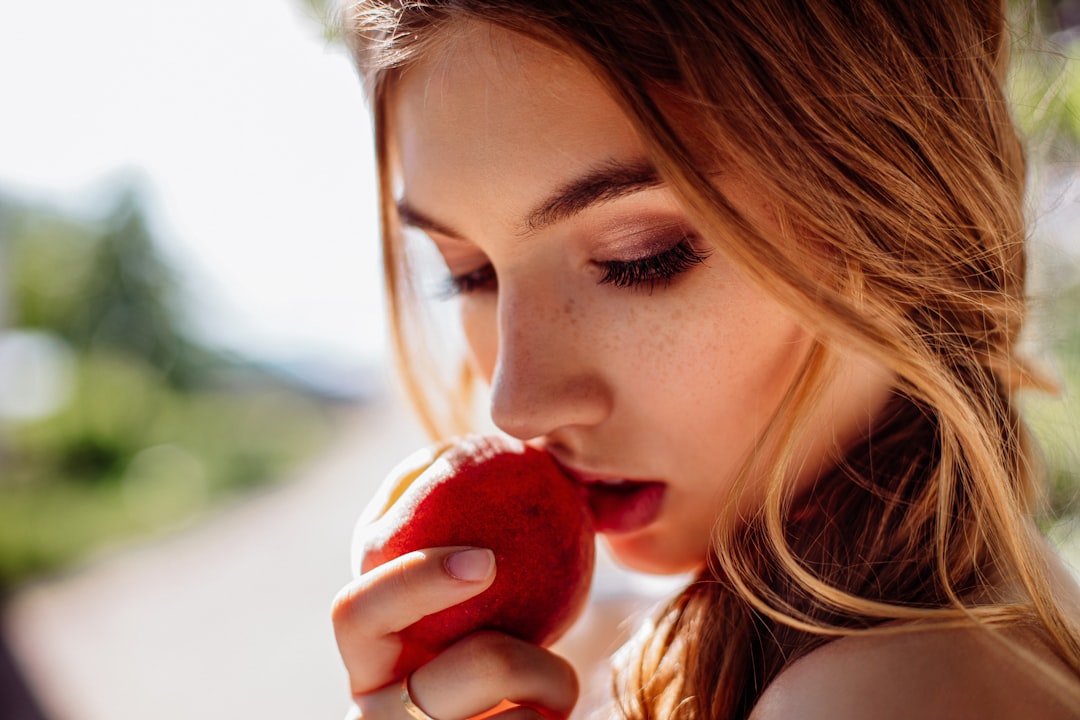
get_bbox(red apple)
[354,434,596,675]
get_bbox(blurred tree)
[0,186,334,589]
[6,188,217,389]
[67,193,184,372]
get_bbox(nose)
[488,281,612,441]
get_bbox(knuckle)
[455,632,579,715]
[330,576,382,634]
[468,631,530,680]
[330,582,360,630]
[558,657,581,705]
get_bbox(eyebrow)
[522,159,661,233]
[395,202,464,240]
[395,158,663,240]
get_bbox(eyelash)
[441,264,497,297]
[597,238,710,292]
[440,237,709,297]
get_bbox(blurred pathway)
[0,395,678,720]
[2,396,430,720]
[13,392,1070,719]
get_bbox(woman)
[331,1,1080,717]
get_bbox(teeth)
[599,478,627,485]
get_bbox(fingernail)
[445,548,494,581]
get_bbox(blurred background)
[0,1,1078,718]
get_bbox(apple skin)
[354,435,596,675]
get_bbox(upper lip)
[547,453,655,486]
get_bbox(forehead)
[385,23,647,233]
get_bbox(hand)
[332,546,580,719]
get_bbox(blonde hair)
[344,0,1080,716]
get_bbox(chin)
[603,535,706,577]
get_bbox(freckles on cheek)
[623,306,704,400]
[664,291,809,423]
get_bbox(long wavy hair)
[343,1,1080,716]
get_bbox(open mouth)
[580,479,666,533]
[552,463,667,534]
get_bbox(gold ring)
[400,676,439,720]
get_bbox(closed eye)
[441,263,497,298]
[598,238,710,292]
[438,237,709,298]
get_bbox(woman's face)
[388,25,891,574]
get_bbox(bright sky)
[0,0,385,367]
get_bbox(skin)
[385,25,893,578]
[331,22,1078,720]
[750,625,1080,720]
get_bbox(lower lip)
[579,481,666,534]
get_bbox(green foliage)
[0,362,331,587]
[1007,1,1080,155]
[0,188,336,591]
[4,190,217,389]
[1009,37,1080,156]
[1024,279,1080,518]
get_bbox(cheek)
[633,286,812,458]
[702,317,809,441]
[717,313,808,398]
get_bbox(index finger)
[331,546,495,693]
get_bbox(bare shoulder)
[749,625,1080,720]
